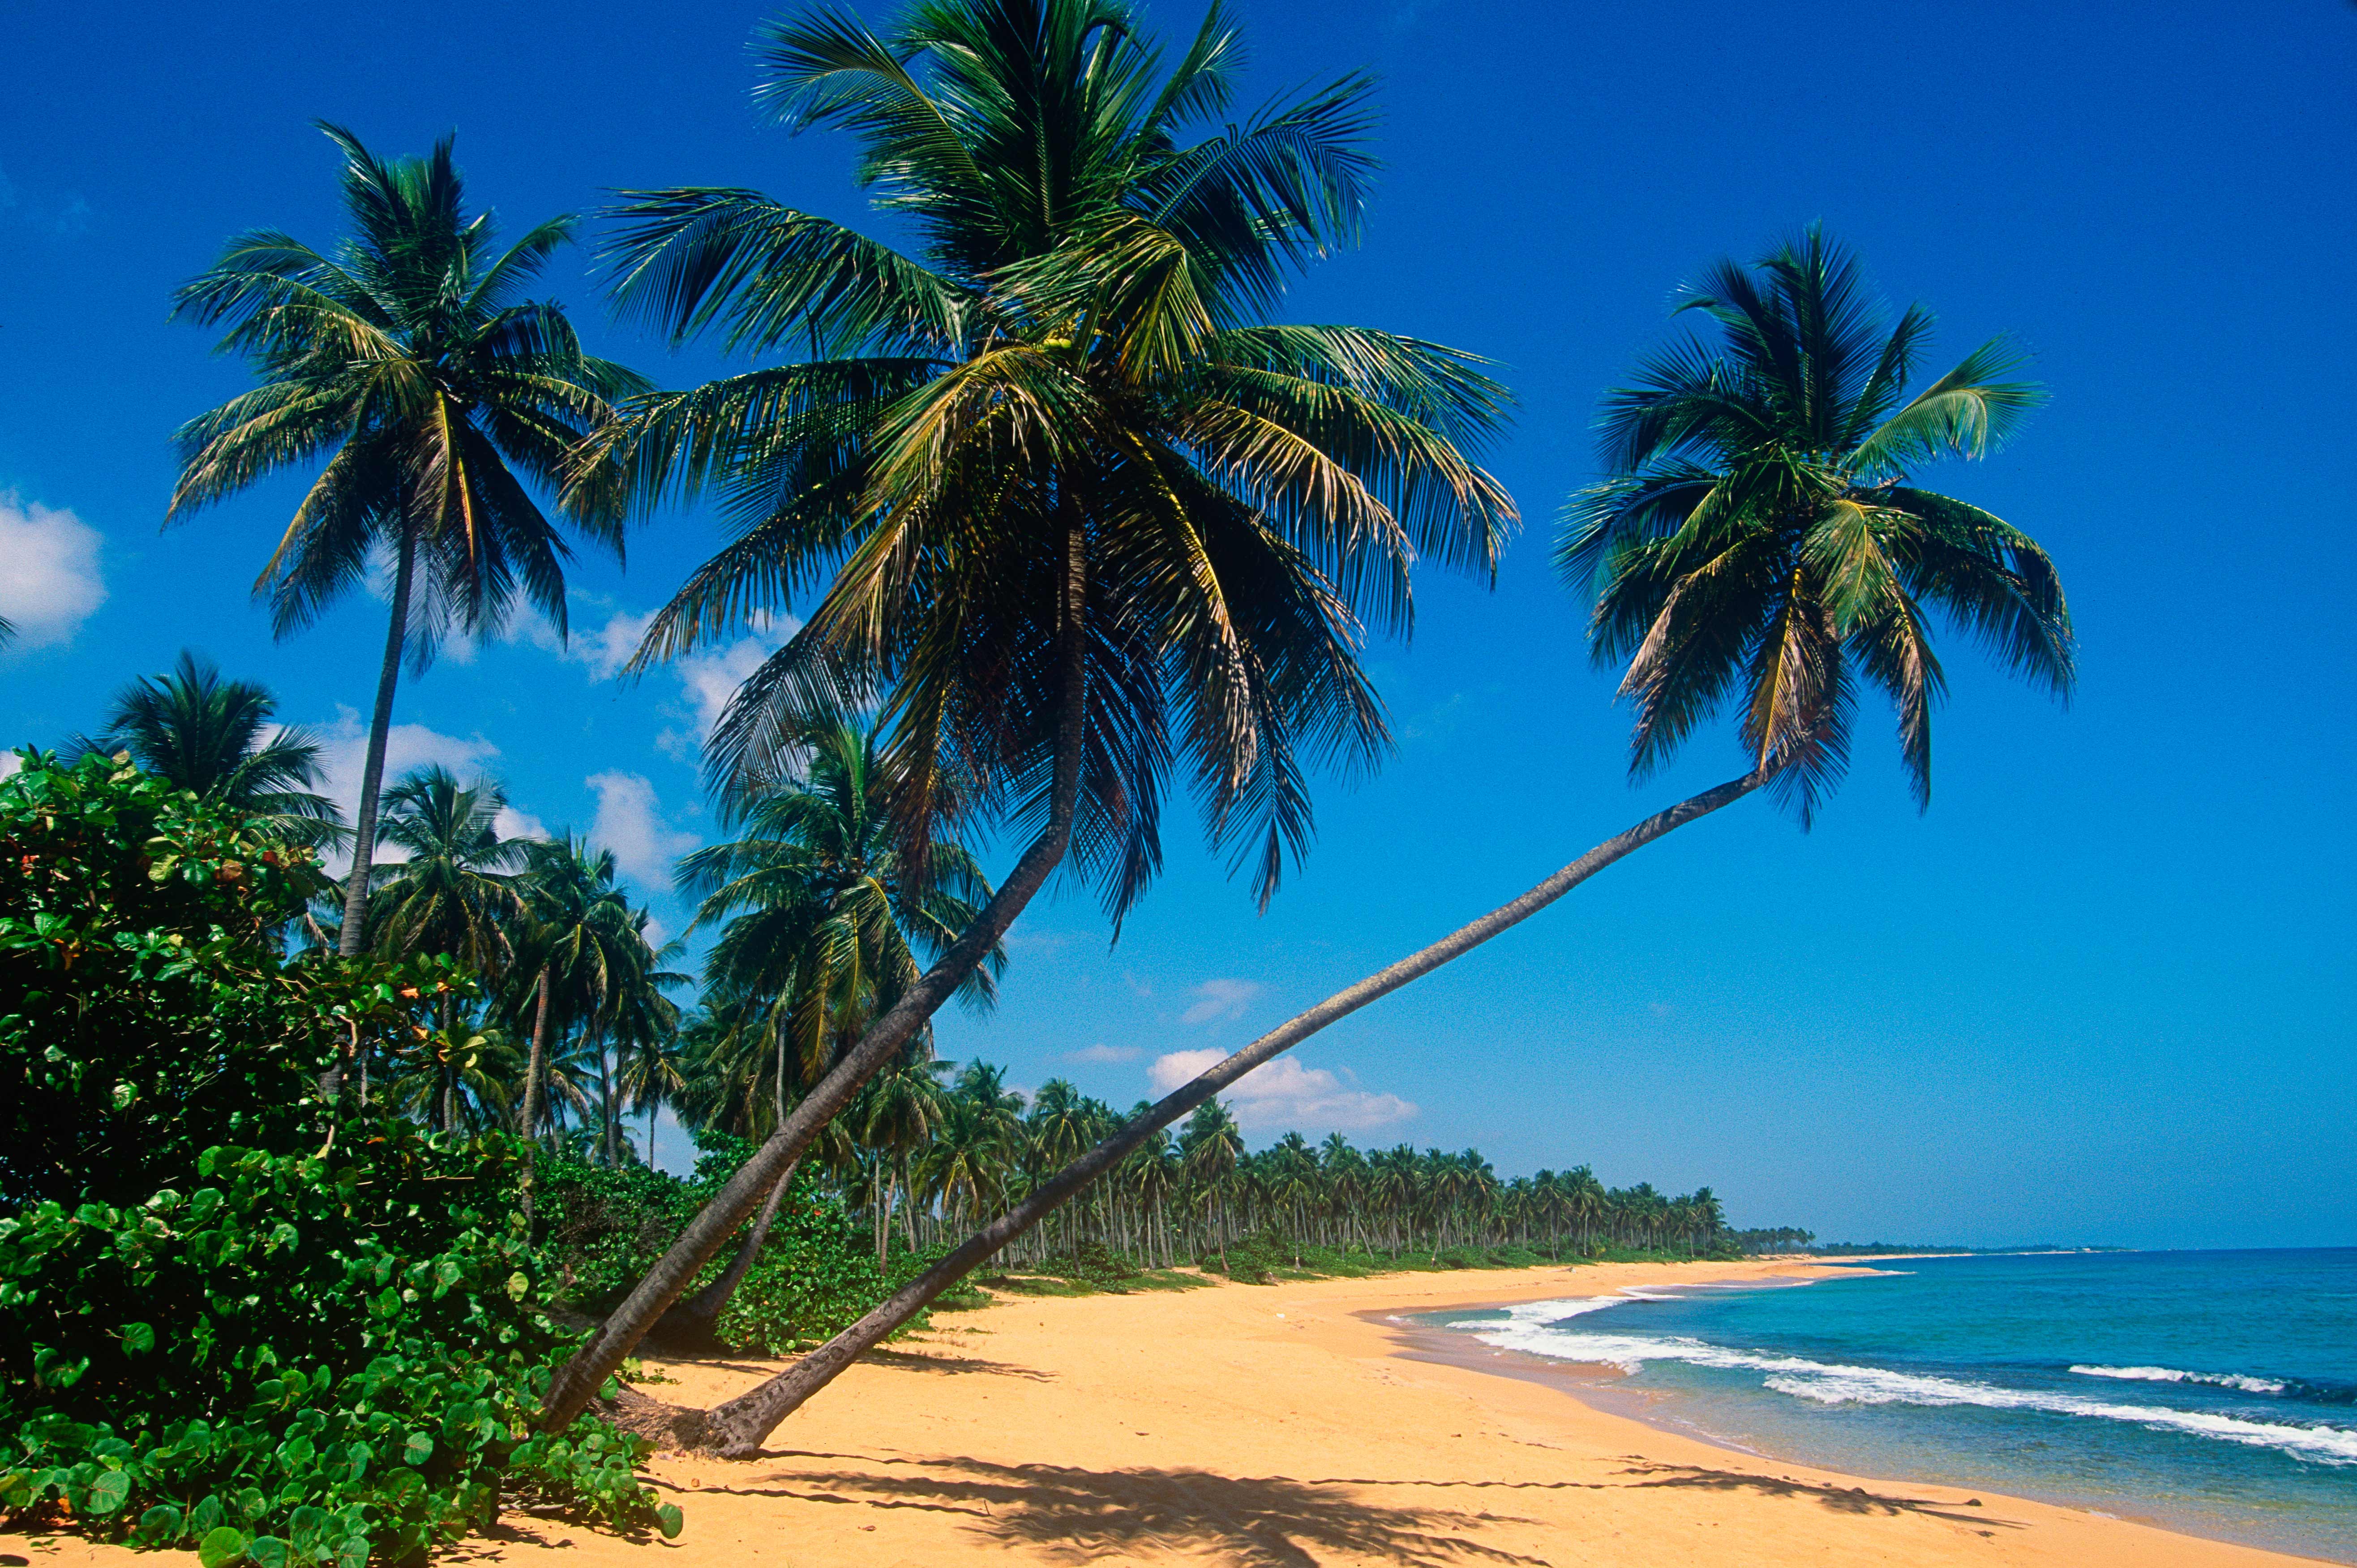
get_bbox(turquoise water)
[1419,1250,2357,1562]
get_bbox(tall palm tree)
[514,836,634,1151]
[167,124,643,978]
[664,714,995,1333]
[684,712,1000,1093]
[540,0,1512,1431]
[600,908,688,1167]
[81,651,344,848]
[725,228,2080,1450]
[365,765,529,982]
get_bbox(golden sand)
[4,1260,2318,1567]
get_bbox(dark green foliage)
[527,1135,933,1354]
[0,750,347,1209]
[533,1157,716,1311]
[0,753,674,1563]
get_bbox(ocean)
[1414,1249,2357,1563]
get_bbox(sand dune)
[3,1260,2315,1567]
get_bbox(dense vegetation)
[0,755,677,1563]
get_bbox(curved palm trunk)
[321,528,417,1099]
[535,518,1093,1432]
[696,771,1761,1454]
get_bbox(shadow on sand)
[722,1451,1556,1568]
[1619,1462,2020,1531]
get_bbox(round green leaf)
[655,1503,683,1540]
[87,1469,132,1515]
[197,1525,247,1568]
[120,1321,157,1354]
[400,1432,433,1466]
[246,1534,290,1568]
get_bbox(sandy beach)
[6,1258,2326,1568]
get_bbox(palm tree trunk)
[521,969,554,1145]
[321,527,417,1100]
[536,514,1094,1433]
[693,770,1761,1454]
[652,1161,800,1345]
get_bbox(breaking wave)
[1446,1306,2357,1468]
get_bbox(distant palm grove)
[1,0,2067,1548]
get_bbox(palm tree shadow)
[858,1347,1057,1380]
[727,1453,1554,1567]
[1619,1463,2024,1529]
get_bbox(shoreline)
[2,1259,2327,1568]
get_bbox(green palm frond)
[604,0,1514,921]
[1563,224,2074,821]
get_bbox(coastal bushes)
[0,754,675,1562]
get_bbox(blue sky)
[2,0,2351,1248]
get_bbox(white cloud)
[0,493,106,651]
[1149,1049,1418,1135]
[512,603,657,681]
[309,709,544,871]
[586,770,699,890]
[1180,977,1261,1026]
[0,751,21,780]
[1066,1044,1140,1064]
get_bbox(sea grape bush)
[0,752,677,1562]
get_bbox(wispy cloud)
[0,493,105,651]
[1065,1044,1140,1064]
[1147,1049,1417,1134]
[512,603,657,681]
[587,770,699,890]
[1180,977,1260,1025]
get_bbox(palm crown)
[602,0,1517,921]
[1558,227,2075,821]
[679,714,1000,1120]
[168,124,643,657]
[83,651,345,848]
[365,765,528,975]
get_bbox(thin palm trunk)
[321,527,416,1099]
[536,518,1092,1431]
[694,771,1760,1453]
[654,1161,801,1345]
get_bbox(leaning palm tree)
[537,0,1512,1430]
[700,227,2078,1452]
[167,124,643,976]
[81,651,344,848]
[365,765,529,984]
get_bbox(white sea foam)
[2071,1365,2288,1395]
[1448,1315,2357,1468]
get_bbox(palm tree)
[365,765,529,982]
[81,651,344,848]
[386,1019,525,1135]
[731,228,2079,1449]
[662,715,995,1335]
[539,0,1512,1433]
[166,124,643,981]
[598,909,687,1168]
[515,837,628,1152]
[684,713,1000,1095]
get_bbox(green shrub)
[0,752,673,1563]
[716,1185,935,1353]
